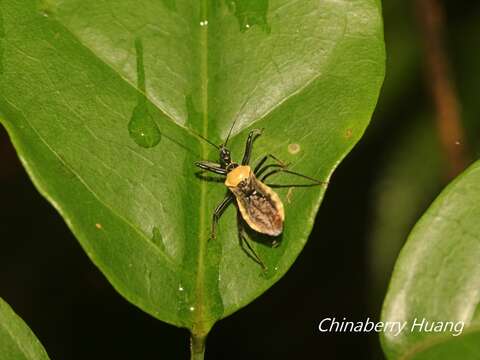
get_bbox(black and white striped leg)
[254,153,287,172]
[195,161,227,175]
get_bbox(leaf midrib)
[193,0,211,333]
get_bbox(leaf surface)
[381,160,480,359]
[0,298,50,360]
[0,0,384,331]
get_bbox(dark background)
[1,1,479,358]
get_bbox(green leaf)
[0,0,384,336]
[381,160,480,359]
[0,298,50,360]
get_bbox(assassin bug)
[195,120,322,268]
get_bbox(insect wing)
[232,174,285,236]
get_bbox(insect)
[195,120,322,268]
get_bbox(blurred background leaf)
[367,0,480,322]
[381,159,480,359]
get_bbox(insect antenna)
[185,127,220,149]
[224,117,240,147]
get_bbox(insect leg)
[237,213,266,270]
[255,163,285,178]
[254,153,286,171]
[254,154,289,176]
[195,161,227,175]
[241,129,263,165]
[261,168,324,184]
[211,194,233,239]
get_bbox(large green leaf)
[0,298,50,360]
[0,0,384,338]
[381,160,480,359]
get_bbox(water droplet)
[128,38,161,148]
[39,0,57,17]
[151,226,166,252]
[176,281,195,322]
[227,0,271,34]
[288,143,300,155]
[128,107,161,148]
[200,20,208,26]
[261,264,278,279]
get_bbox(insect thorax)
[225,165,251,188]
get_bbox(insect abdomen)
[231,175,285,236]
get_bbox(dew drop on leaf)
[227,0,271,34]
[128,37,161,148]
[151,226,166,252]
[128,107,161,148]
